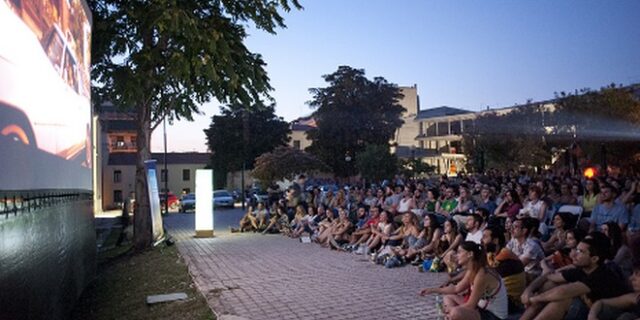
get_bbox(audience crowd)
[234,169,640,320]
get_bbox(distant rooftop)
[108,152,210,166]
[416,106,473,120]
[291,116,317,131]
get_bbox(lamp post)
[344,151,352,185]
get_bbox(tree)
[550,84,640,170]
[252,146,330,184]
[398,158,436,179]
[306,66,405,177]
[204,103,291,188]
[462,104,550,171]
[355,144,398,184]
[90,0,302,250]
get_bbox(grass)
[72,238,214,320]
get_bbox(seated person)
[419,241,509,320]
[542,212,572,254]
[407,214,442,264]
[324,207,354,250]
[520,232,630,320]
[541,228,585,275]
[483,225,526,313]
[506,217,545,282]
[363,210,395,256]
[588,263,640,320]
[348,206,381,253]
[238,206,257,232]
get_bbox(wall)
[0,196,95,320]
[102,163,207,208]
[394,86,421,147]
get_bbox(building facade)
[96,103,210,211]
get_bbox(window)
[437,122,449,136]
[115,136,125,149]
[129,136,136,148]
[113,170,122,183]
[161,169,168,182]
[293,140,301,150]
[182,169,190,181]
[450,121,461,135]
[114,190,123,203]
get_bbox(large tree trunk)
[133,103,153,251]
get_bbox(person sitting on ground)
[436,186,459,219]
[520,232,630,320]
[494,189,523,224]
[543,212,571,254]
[348,206,380,253]
[451,186,476,226]
[476,186,497,219]
[291,206,317,238]
[603,221,633,279]
[363,210,395,256]
[397,186,416,215]
[407,214,442,264]
[391,212,430,263]
[254,202,269,230]
[482,225,526,313]
[325,207,354,251]
[558,182,578,206]
[519,186,549,236]
[289,204,307,233]
[419,241,509,320]
[541,228,585,275]
[464,213,484,244]
[440,219,464,276]
[260,205,288,234]
[506,217,545,282]
[315,208,339,244]
[238,205,257,232]
[590,184,629,233]
[588,263,640,320]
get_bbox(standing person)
[116,191,134,246]
[419,241,509,320]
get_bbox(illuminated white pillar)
[195,169,214,237]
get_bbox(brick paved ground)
[164,214,447,320]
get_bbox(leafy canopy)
[252,146,330,184]
[204,103,291,187]
[355,144,398,184]
[90,0,302,128]
[306,66,405,177]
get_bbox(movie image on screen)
[0,0,92,191]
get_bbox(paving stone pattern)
[164,215,447,320]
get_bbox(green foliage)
[252,146,330,184]
[355,144,398,183]
[462,84,640,171]
[462,105,550,171]
[550,84,640,168]
[398,157,436,178]
[306,66,405,177]
[89,0,301,249]
[204,103,291,188]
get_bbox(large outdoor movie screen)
[0,0,92,191]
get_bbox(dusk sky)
[151,0,640,152]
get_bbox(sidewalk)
[164,214,447,320]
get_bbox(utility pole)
[163,116,168,215]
